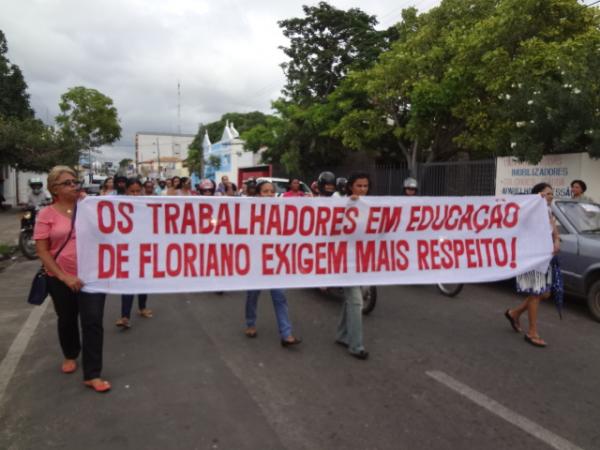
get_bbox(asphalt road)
[1,259,599,450]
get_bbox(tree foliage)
[119,158,132,169]
[0,31,33,121]
[185,124,206,175]
[0,29,77,171]
[279,1,397,104]
[245,2,397,176]
[243,0,600,176]
[0,116,78,171]
[55,86,121,156]
[198,111,270,144]
[333,0,600,171]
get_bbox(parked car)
[82,175,107,196]
[551,200,600,321]
[256,177,312,196]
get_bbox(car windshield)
[272,181,288,194]
[556,201,600,233]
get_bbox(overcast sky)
[0,0,440,162]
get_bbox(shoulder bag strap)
[40,203,78,273]
[53,202,77,260]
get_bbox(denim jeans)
[47,277,106,380]
[121,294,148,318]
[245,289,292,339]
[336,286,365,353]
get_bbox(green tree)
[185,124,205,175]
[244,2,397,175]
[207,154,221,171]
[194,111,269,144]
[0,116,78,171]
[55,86,121,162]
[451,0,600,161]
[119,158,132,170]
[333,0,600,173]
[279,1,397,104]
[0,30,76,171]
[0,31,33,120]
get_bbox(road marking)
[0,301,49,406]
[426,370,584,450]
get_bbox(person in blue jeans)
[244,180,302,347]
[115,178,153,329]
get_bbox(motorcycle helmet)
[403,177,418,189]
[335,177,347,196]
[28,177,43,194]
[317,171,336,196]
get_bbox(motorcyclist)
[26,177,51,208]
[333,177,347,197]
[317,171,336,197]
[403,177,418,196]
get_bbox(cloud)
[0,0,438,162]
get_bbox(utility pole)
[89,147,93,182]
[177,81,181,135]
[156,137,161,178]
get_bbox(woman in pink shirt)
[34,166,110,393]
[281,177,305,197]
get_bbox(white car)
[256,177,312,196]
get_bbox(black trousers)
[47,277,106,380]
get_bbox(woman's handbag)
[27,206,77,305]
[27,267,50,305]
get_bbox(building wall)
[135,133,195,166]
[204,139,260,187]
[496,153,600,201]
[0,166,49,207]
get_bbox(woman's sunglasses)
[56,180,82,187]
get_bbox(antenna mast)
[177,81,181,135]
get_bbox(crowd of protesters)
[32,164,596,393]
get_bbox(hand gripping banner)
[76,195,553,294]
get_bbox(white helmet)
[29,177,43,186]
[403,177,418,189]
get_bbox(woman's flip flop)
[504,309,522,333]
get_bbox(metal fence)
[311,159,497,196]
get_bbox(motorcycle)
[19,207,38,260]
[320,286,378,315]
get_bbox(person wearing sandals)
[504,182,561,347]
[244,180,302,347]
[34,166,111,393]
[115,178,153,329]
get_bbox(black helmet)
[317,171,336,196]
[335,177,347,195]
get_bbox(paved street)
[1,259,600,450]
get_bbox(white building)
[0,166,48,207]
[135,132,196,178]
[201,121,260,185]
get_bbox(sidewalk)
[0,209,21,246]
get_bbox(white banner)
[77,195,553,294]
